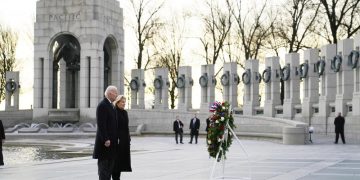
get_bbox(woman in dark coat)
[112,95,132,179]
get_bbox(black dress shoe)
[180,142,184,144]
[188,142,192,144]
[334,142,338,144]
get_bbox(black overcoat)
[114,108,132,172]
[0,120,4,141]
[173,120,184,133]
[334,116,345,133]
[93,98,117,160]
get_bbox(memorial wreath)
[207,101,236,161]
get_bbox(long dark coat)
[93,98,117,160]
[0,120,5,165]
[113,108,132,172]
[334,116,345,133]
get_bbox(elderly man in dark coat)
[93,85,118,180]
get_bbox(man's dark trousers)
[98,159,115,180]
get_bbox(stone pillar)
[335,38,354,115]
[130,69,145,109]
[264,57,281,117]
[319,44,337,118]
[301,49,319,124]
[199,64,216,112]
[59,60,66,109]
[283,53,300,119]
[221,62,239,108]
[177,66,193,110]
[352,34,360,116]
[154,68,169,109]
[5,71,20,111]
[243,59,260,115]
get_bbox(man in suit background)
[173,115,184,144]
[0,119,5,166]
[189,113,200,144]
[334,112,346,144]
[93,85,118,180]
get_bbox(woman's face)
[116,98,126,109]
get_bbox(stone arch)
[103,35,119,92]
[49,33,81,109]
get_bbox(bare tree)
[232,0,275,60]
[200,0,233,65]
[274,0,320,53]
[0,26,17,102]
[129,0,164,69]
[317,0,360,44]
[265,23,284,57]
[153,18,185,109]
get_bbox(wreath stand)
[210,121,252,180]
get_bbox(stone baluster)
[243,59,260,115]
[154,68,169,110]
[177,66,193,111]
[130,69,145,109]
[199,65,216,112]
[335,38,354,115]
[318,44,337,133]
[222,62,239,108]
[5,71,20,111]
[301,49,319,124]
[283,53,300,119]
[352,34,360,116]
[264,57,281,117]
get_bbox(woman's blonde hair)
[113,95,126,107]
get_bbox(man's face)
[109,90,118,102]
[338,112,342,117]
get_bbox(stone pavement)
[0,134,359,180]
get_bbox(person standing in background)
[334,112,346,144]
[173,116,184,144]
[189,114,200,144]
[205,115,211,132]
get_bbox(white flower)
[221,117,224,121]
[207,140,212,144]
[215,120,219,123]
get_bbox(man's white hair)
[104,85,117,98]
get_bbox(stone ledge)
[47,127,75,133]
[18,128,41,133]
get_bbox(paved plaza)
[0,135,360,180]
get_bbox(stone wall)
[0,110,33,127]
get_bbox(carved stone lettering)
[49,12,81,22]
